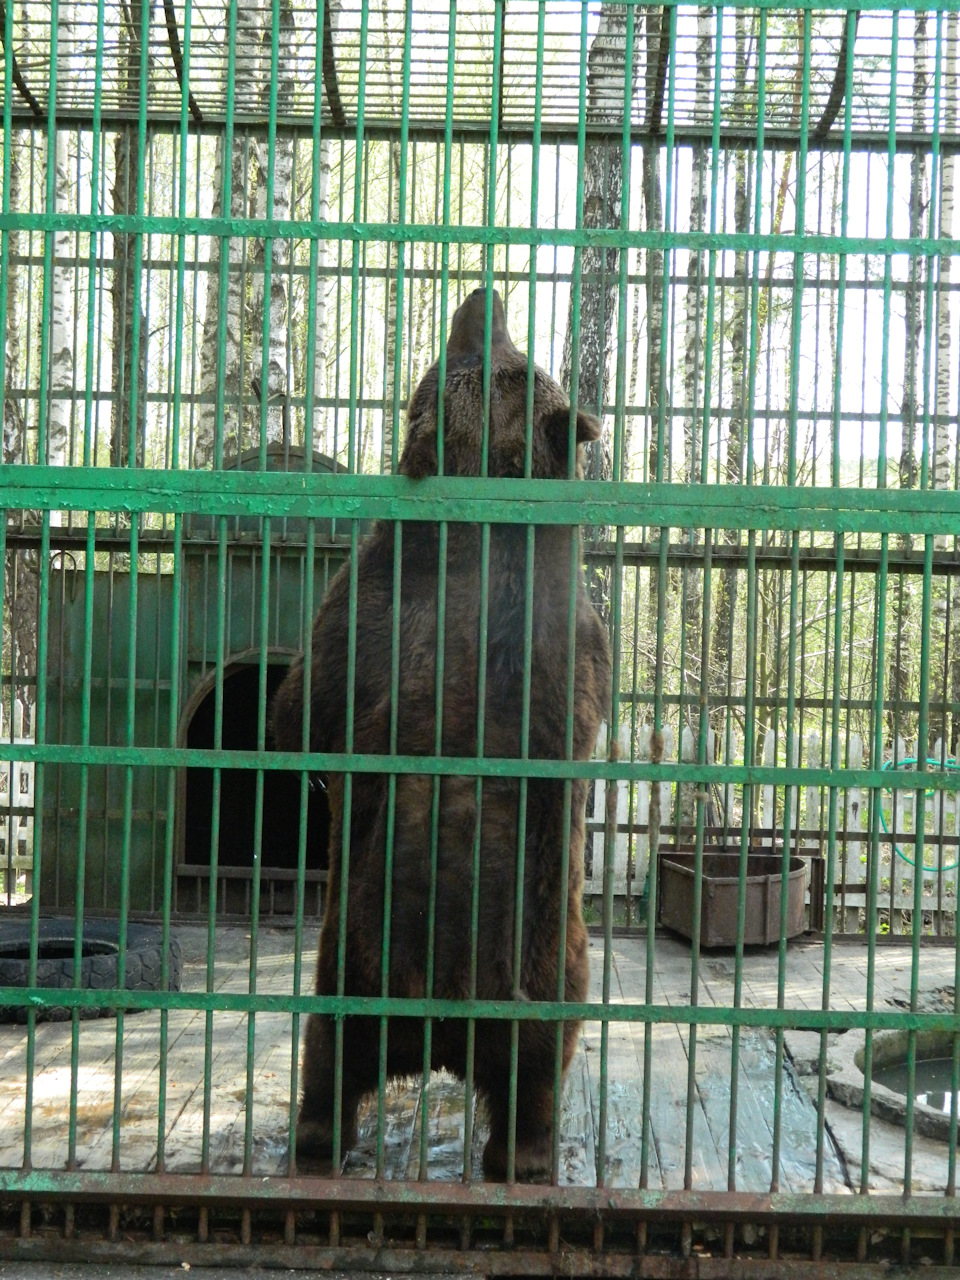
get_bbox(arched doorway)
[178,662,329,916]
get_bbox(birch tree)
[680,6,714,720]
[249,0,296,450]
[710,11,751,712]
[754,12,805,750]
[934,11,958,750]
[195,1,265,468]
[2,124,35,722]
[308,138,336,456]
[309,2,342,457]
[111,0,151,470]
[640,6,667,685]
[889,11,928,743]
[6,1,80,725]
[3,127,24,467]
[47,0,78,469]
[560,3,640,619]
[378,0,403,473]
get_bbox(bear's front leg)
[296,1011,363,1170]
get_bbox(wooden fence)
[0,700,34,903]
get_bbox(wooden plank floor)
[0,926,951,1192]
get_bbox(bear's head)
[399,288,601,481]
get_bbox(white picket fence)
[588,724,958,935]
[0,699,34,900]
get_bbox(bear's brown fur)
[270,289,610,1180]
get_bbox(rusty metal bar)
[1,1169,957,1226]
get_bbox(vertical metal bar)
[200,523,228,1206]
[641,6,677,1195]
[430,1,459,1185]
[241,519,272,1185]
[728,8,767,1217]
[155,514,182,1191]
[333,7,369,1188]
[595,3,635,1196]
[682,0,725,1195]
[316,0,370,1176]
[160,0,193,1187]
[58,0,107,1189]
[108,0,152,1191]
[288,0,326,1196]
[67,525,97,1178]
[555,7,590,1193]
[770,15,812,1219]
[23,515,51,1188]
[22,0,65,1187]
[378,520,401,1183]
[477,0,506,1193]
[523,39,555,1186]
[904,12,944,1208]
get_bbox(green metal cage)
[0,0,958,1271]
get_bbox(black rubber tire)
[0,918,183,1023]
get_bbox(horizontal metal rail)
[0,985,953,1031]
[7,524,960,579]
[5,113,959,156]
[0,212,955,258]
[8,740,960,793]
[5,470,960,535]
[2,1170,957,1225]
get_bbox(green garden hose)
[879,756,960,872]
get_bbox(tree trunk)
[680,6,714,723]
[310,133,337,457]
[559,3,640,622]
[641,8,666,686]
[111,2,151,471]
[250,0,296,450]
[47,0,77,469]
[3,126,23,465]
[2,123,36,723]
[888,11,928,744]
[754,14,805,755]
[195,0,264,469]
[381,139,402,473]
[625,245,642,465]
[378,0,404,474]
[936,12,958,750]
[299,0,341,461]
[709,10,751,713]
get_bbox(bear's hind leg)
[480,1075,556,1183]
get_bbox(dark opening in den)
[182,664,330,890]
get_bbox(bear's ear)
[575,409,602,442]
[544,406,602,456]
[399,419,438,478]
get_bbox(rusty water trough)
[659,853,807,948]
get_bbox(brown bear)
[270,288,610,1180]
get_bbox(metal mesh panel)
[0,1,958,1271]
